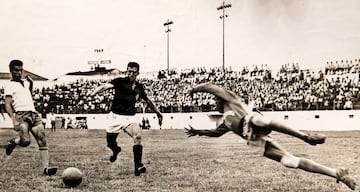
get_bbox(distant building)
[0,69,50,88]
[53,67,124,84]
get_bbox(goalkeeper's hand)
[184,125,199,137]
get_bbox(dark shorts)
[16,111,43,128]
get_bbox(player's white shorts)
[106,112,141,133]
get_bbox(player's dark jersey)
[110,77,147,115]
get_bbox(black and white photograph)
[0,0,359,191]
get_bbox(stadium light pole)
[164,19,173,74]
[217,1,231,72]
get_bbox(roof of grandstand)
[0,70,48,81]
[65,67,120,76]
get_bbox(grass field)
[0,128,359,192]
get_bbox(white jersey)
[4,80,36,112]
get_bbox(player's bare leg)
[31,124,57,176]
[6,121,31,155]
[125,123,146,176]
[264,140,358,190]
[252,115,326,145]
[269,120,325,145]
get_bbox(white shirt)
[4,81,36,112]
[49,113,56,121]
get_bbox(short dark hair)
[9,60,23,71]
[127,62,140,71]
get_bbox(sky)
[0,0,360,79]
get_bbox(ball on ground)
[62,167,83,188]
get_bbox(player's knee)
[19,139,31,147]
[37,132,47,147]
[38,139,47,147]
[134,134,141,141]
[280,153,300,168]
[17,123,29,132]
[133,134,142,144]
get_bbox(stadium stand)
[1,60,360,116]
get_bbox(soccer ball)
[62,167,83,188]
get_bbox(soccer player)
[185,83,358,191]
[88,61,163,176]
[4,59,58,176]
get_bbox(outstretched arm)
[185,124,230,137]
[189,83,250,118]
[87,83,113,96]
[143,96,163,126]
[190,83,237,103]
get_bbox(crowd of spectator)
[1,60,360,117]
[325,59,360,75]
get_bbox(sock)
[39,146,49,169]
[106,132,119,151]
[133,144,143,167]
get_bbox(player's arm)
[189,83,250,117]
[4,95,19,127]
[143,96,163,126]
[185,124,230,137]
[87,83,113,96]
[25,75,33,93]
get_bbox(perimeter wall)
[1,110,359,131]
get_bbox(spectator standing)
[49,112,56,132]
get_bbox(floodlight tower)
[217,1,231,72]
[164,19,173,74]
